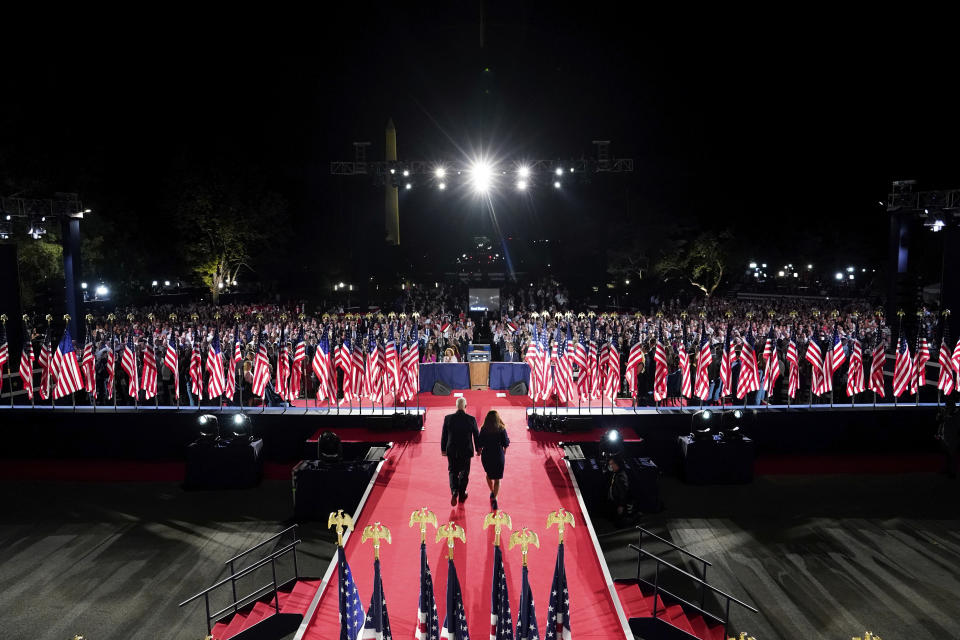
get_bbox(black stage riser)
[0,410,422,462]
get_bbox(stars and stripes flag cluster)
[121,333,140,399]
[337,547,365,640]
[677,333,692,399]
[545,544,571,640]
[205,330,225,399]
[761,327,780,396]
[440,559,469,640]
[164,332,179,400]
[868,333,886,397]
[490,545,513,640]
[786,329,800,399]
[736,326,761,400]
[276,333,291,401]
[846,327,865,397]
[719,325,734,398]
[399,330,421,403]
[360,558,393,640]
[572,332,590,400]
[938,333,955,396]
[141,334,159,400]
[351,335,366,402]
[189,336,203,398]
[289,328,306,402]
[367,334,384,402]
[694,326,712,401]
[515,565,539,640]
[252,331,273,398]
[652,328,668,402]
[893,334,913,398]
[81,330,96,398]
[913,328,930,395]
[624,334,645,398]
[555,327,575,404]
[587,329,601,401]
[805,329,825,396]
[53,328,84,399]
[384,326,400,398]
[416,543,440,640]
[601,334,620,401]
[538,329,553,402]
[105,335,116,400]
[830,325,846,378]
[336,335,354,402]
[19,338,35,401]
[524,328,540,400]
[225,331,240,401]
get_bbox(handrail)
[637,527,712,567]
[179,540,301,607]
[629,545,758,613]
[224,524,298,566]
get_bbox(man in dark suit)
[440,397,480,505]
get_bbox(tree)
[175,165,287,304]
[656,231,729,297]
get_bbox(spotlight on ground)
[692,409,713,441]
[723,409,745,440]
[599,428,624,458]
[230,412,252,440]
[198,414,219,439]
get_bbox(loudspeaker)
[433,381,452,396]
[508,381,527,396]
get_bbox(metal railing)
[179,532,302,635]
[637,526,712,602]
[628,544,757,639]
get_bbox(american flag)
[164,332,179,400]
[351,333,366,402]
[53,328,84,399]
[224,331,238,401]
[953,336,960,391]
[290,328,306,403]
[893,334,913,398]
[846,327,865,397]
[416,543,440,640]
[736,326,760,400]
[0,322,8,372]
[81,331,96,397]
[624,335,645,398]
[868,332,886,397]
[805,329,825,396]
[360,558,393,640]
[506,319,518,334]
[587,328,601,400]
[205,330,225,399]
[337,335,354,402]
[652,328,668,402]
[441,559,469,640]
[19,339,35,401]
[603,334,620,401]
[694,325,712,401]
[545,544,571,640]
[556,329,575,404]
[121,333,140,399]
[399,330,421,403]
[189,337,203,398]
[515,565,539,640]
[490,545,513,640]
[913,327,930,395]
[141,334,159,400]
[762,326,780,396]
[377,335,388,397]
[572,332,589,400]
[938,335,955,396]
[786,329,800,399]
[38,331,52,400]
[276,332,291,401]
[719,325,734,398]
[252,331,272,398]
[830,325,846,375]
[366,334,383,402]
[385,325,400,398]
[337,547,365,640]
[524,328,539,400]
[538,328,553,402]
[677,333,692,399]
[105,336,115,400]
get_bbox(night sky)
[2,6,957,290]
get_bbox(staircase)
[210,579,321,640]
[181,525,321,640]
[612,527,757,640]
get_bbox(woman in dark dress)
[478,410,510,509]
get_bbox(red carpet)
[299,390,624,639]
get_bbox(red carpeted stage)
[293,389,631,640]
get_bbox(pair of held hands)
[441,450,482,457]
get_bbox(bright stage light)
[438,182,446,190]
[469,160,495,194]
[402,169,410,177]
[434,167,446,179]
[932,219,945,232]
[518,166,530,178]
[96,285,108,296]
[405,183,412,190]
[554,167,563,176]
[164,280,170,286]
[553,181,561,189]
[835,272,843,280]
[81,282,88,289]
[516,180,527,191]
[389,168,395,175]
[152,280,158,286]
